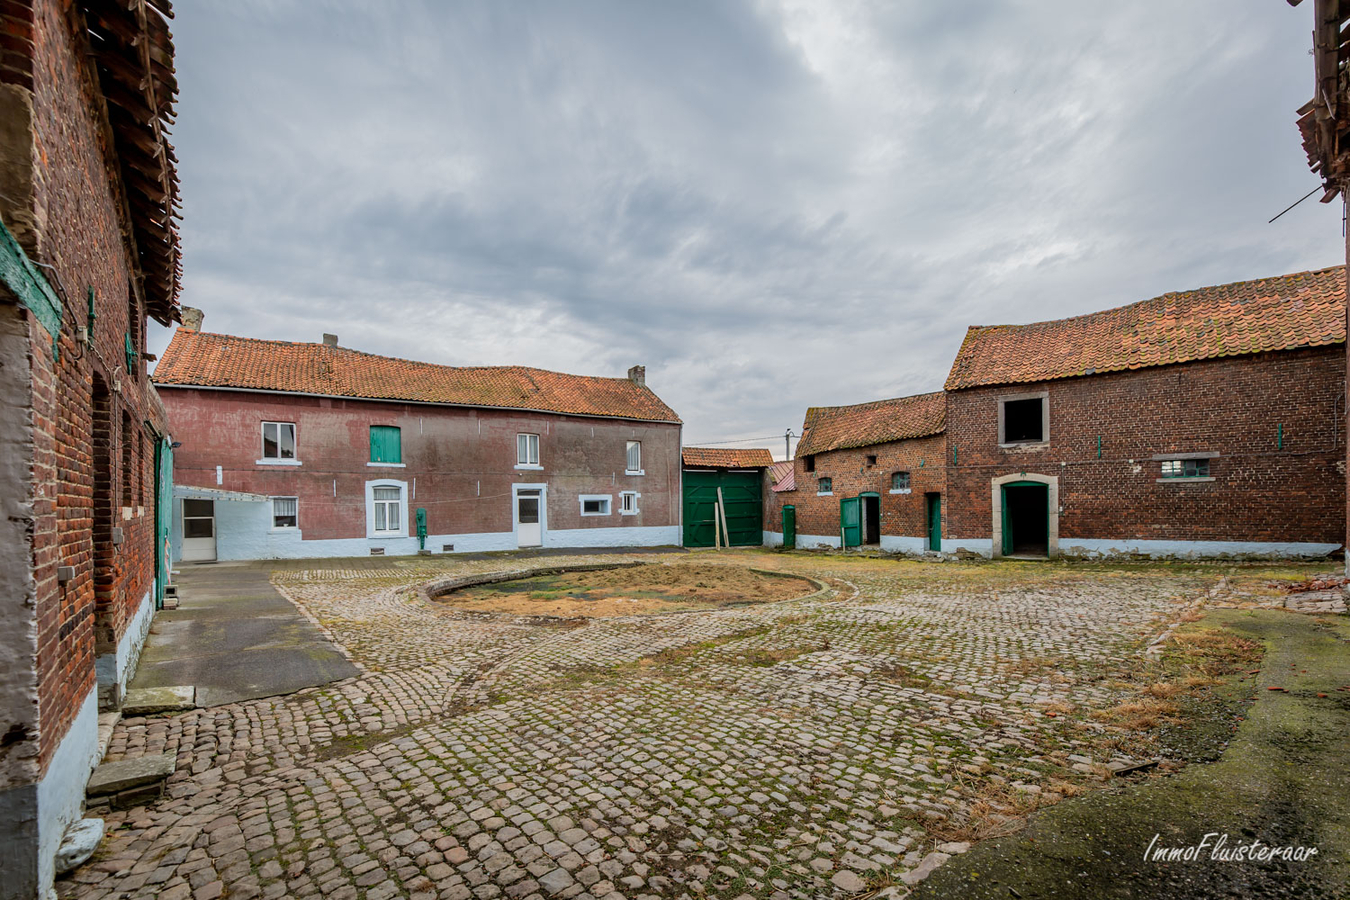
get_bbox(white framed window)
[817,476,833,496]
[259,421,299,464]
[997,392,1049,447]
[516,432,541,469]
[271,497,298,530]
[619,491,639,515]
[1155,453,1216,483]
[365,480,408,537]
[625,441,643,475]
[579,494,612,516]
[889,471,911,494]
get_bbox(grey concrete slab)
[130,563,359,706]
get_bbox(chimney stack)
[627,365,646,387]
[180,307,204,332]
[323,333,339,347]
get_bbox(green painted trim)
[0,218,62,357]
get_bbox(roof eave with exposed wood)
[1293,0,1350,202]
[84,0,181,324]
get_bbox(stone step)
[122,685,195,716]
[86,754,176,811]
[96,711,121,763]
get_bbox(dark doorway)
[860,494,880,545]
[925,493,941,551]
[1002,483,1049,558]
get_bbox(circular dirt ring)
[426,562,822,619]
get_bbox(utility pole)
[784,429,795,461]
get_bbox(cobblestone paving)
[62,551,1219,900]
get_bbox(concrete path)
[129,562,359,706]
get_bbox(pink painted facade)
[159,386,682,559]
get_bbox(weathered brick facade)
[943,347,1345,557]
[776,435,947,548]
[0,1,179,894]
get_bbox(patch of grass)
[1002,655,1069,677]
[1092,697,1182,731]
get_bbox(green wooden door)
[926,493,941,551]
[154,437,173,608]
[782,505,795,550]
[840,496,861,548]
[682,470,763,547]
[1000,486,1013,556]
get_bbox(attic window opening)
[803,455,816,473]
[1000,396,1047,445]
[866,454,877,466]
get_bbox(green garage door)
[683,470,763,548]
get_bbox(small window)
[890,471,910,491]
[262,422,297,460]
[803,455,816,473]
[817,476,832,494]
[517,433,540,466]
[619,491,639,515]
[370,425,402,464]
[580,495,611,516]
[866,454,877,466]
[1001,397,1046,444]
[373,486,402,534]
[1161,459,1209,478]
[626,440,642,474]
[272,497,298,529]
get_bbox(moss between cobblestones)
[911,609,1350,900]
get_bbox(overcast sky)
[153,1,1343,454]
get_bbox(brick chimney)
[180,307,204,332]
[323,333,339,347]
[627,365,645,387]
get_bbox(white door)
[181,498,217,561]
[516,490,542,548]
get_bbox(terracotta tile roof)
[153,331,681,423]
[768,460,796,492]
[795,391,945,457]
[945,266,1346,391]
[681,447,775,468]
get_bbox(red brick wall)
[945,347,1345,549]
[159,386,682,540]
[773,434,947,542]
[3,0,163,767]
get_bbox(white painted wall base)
[172,499,681,561]
[763,531,783,547]
[878,535,928,553]
[94,587,154,709]
[797,533,843,550]
[35,686,98,899]
[943,538,994,557]
[1059,538,1341,560]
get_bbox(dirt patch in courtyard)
[437,564,816,617]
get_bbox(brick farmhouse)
[769,393,946,551]
[775,267,1346,559]
[0,0,181,895]
[153,327,683,559]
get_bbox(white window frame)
[579,494,612,517]
[888,471,911,495]
[365,479,408,538]
[258,421,301,465]
[997,391,1050,448]
[619,491,640,516]
[515,432,542,470]
[816,476,833,497]
[625,440,643,475]
[270,496,299,531]
[1154,452,1217,484]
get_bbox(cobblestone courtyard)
[59,550,1304,900]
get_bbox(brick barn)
[679,447,774,547]
[773,393,947,551]
[942,267,1346,559]
[0,0,181,894]
[153,326,684,559]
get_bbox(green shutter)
[370,425,401,463]
[125,332,138,373]
[0,218,63,359]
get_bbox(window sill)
[270,526,299,533]
[1156,476,1215,483]
[888,488,912,495]
[257,458,302,466]
[998,442,1048,450]
[620,510,639,516]
[514,464,543,471]
[817,491,834,497]
[370,532,407,539]
[625,469,644,477]
[367,462,406,468]
[580,512,612,518]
